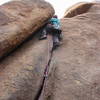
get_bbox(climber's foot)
[39,35,47,40]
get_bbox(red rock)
[0,0,54,99]
[0,34,53,100]
[0,0,54,59]
[43,3,100,100]
[64,2,93,18]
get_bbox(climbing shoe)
[39,34,47,40]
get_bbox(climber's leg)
[39,24,53,40]
[58,29,63,41]
[52,32,60,50]
[39,27,47,40]
[39,26,47,40]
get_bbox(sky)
[45,0,94,18]
[0,0,96,18]
[0,0,11,5]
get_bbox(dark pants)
[40,24,62,47]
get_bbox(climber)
[50,15,62,48]
[39,15,62,49]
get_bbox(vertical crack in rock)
[34,36,54,100]
[0,0,55,100]
[0,33,54,100]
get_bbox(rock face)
[0,34,53,100]
[64,2,93,18]
[0,0,54,99]
[43,3,100,100]
[1,1,100,100]
[0,0,54,59]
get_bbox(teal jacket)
[49,18,61,29]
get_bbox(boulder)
[43,3,100,100]
[64,2,93,18]
[0,0,54,59]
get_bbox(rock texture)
[64,2,93,18]
[0,0,54,99]
[0,0,54,59]
[43,3,100,100]
[0,34,53,100]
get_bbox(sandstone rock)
[43,3,100,100]
[0,0,54,59]
[0,34,53,100]
[64,2,93,18]
[0,0,54,99]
